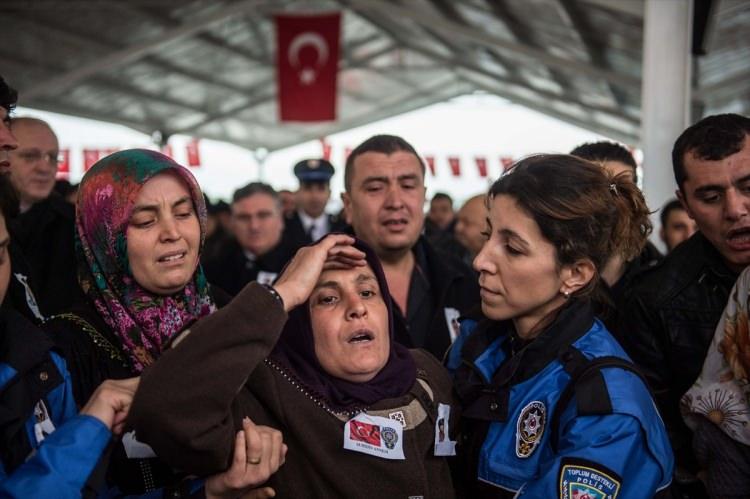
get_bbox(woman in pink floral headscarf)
[48,149,232,496]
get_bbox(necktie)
[307,222,317,241]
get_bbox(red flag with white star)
[276,13,341,122]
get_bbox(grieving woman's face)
[309,265,390,383]
[126,172,201,295]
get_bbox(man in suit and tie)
[283,158,345,251]
[203,182,294,296]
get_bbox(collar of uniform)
[456,299,594,422]
[297,210,328,233]
[460,299,595,389]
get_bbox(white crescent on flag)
[288,31,329,84]
[288,32,329,66]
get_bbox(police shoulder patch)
[558,457,621,499]
[515,400,546,458]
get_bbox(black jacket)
[597,240,663,344]
[44,285,230,496]
[620,231,738,469]
[393,236,480,360]
[282,211,347,253]
[0,305,67,473]
[202,238,294,296]
[9,194,84,316]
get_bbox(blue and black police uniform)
[448,299,674,498]
[0,306,110,498]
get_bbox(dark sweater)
[130,283,457,499]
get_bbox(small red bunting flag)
[475,157,487,177]
[425,156,435,176]
[186,139,201,167]
[448,156,461,177]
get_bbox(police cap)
[293,158,335,183]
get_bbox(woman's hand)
[273,234,365,311]
[80,377,140,435]
[204,417,287,499]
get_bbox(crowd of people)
[1,70,749,499]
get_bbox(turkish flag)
[448,156,461,177]
[475,157,487,177]
[425,156,435,176]
[186,139,201,167]
[56,149,70,178]
[276,13,341,122]
[349,420,381,446]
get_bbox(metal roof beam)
[556,0,629,107]
[22,0,272,100]
[118,3,273,65]
[484,0,586,105]
[460,73,639,145]
[578,0,644,18]
[26,98,159,135]
[8,12,254,96]
[0,50,212,116]
[694,69,750,102]
[373,30,638,124]
[346,0,642,91]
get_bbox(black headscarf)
[269,237,416,412]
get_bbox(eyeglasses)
[14,149,61,166]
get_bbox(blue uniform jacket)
[448,299,674,498]
[0,307,111,498]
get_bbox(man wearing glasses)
[7,117,83,315]
[8,118,61,213]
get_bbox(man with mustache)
[623,113,750,496]
[341,134,478,359]
[7,117,82,315]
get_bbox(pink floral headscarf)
[75,149,215,372]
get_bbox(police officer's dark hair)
[489,154,651,298]
[0,76,18,115]
[431,192,453,207]
[232,182,281,211]
[660,198,686,228]
[672,113,750,190]
[344,134,425,191]
[570,141,637,175]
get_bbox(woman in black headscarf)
[129,234,457,498]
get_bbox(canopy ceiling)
[1,0,748,151]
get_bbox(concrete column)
[641,0,693,252]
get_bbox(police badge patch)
[515,400,546,458]
[381,426,399,450]
[558,458,621,499]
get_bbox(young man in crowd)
[660,198,698,253]
[623,113,750,496]
[453,194,486,265]
[341,135,478,359]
